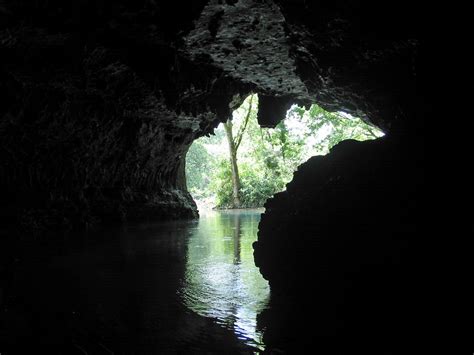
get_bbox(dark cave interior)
[0,0,428,353]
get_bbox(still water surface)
[12,209,269,352]
[180,208,269,349]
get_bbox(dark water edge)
[0,212,267,354]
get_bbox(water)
[180,208,269,350]
[2,209,269,353]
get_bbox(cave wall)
[0,0,420,232]
[0,0,243,231]
[250,1,424,352]
[254,135,424,352]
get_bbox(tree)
[185,96,384,209]
[288,104,384,156]
[185,139,213,199]
[222,94,255,208]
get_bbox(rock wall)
[0,0,420,232]
[254,134,424,352]
[0,0,235,231]
[0,42,202,229]
[250,2,424,352]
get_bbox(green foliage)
[186,95,384,209]
[288,104,384,155]
[211,159,286,209]
[240,162,286,207]
[185,139,216,200]
[211,159,233,208]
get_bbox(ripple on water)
[179,209,269,350]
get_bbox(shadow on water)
[0,209,268,354]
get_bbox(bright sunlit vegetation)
[186,94,384,209]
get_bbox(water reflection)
[1,210,269,353]
[180,209,270,350]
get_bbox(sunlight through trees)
[186,95,384,209]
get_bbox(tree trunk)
[223,120,241,208]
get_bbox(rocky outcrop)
[0,0,231,230]
[249,2,424,352]
[0,41,204,230]
[253,134,424,352]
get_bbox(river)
[1,209,269,353]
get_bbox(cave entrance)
[181,94,384,348]
[185,94,384,212]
